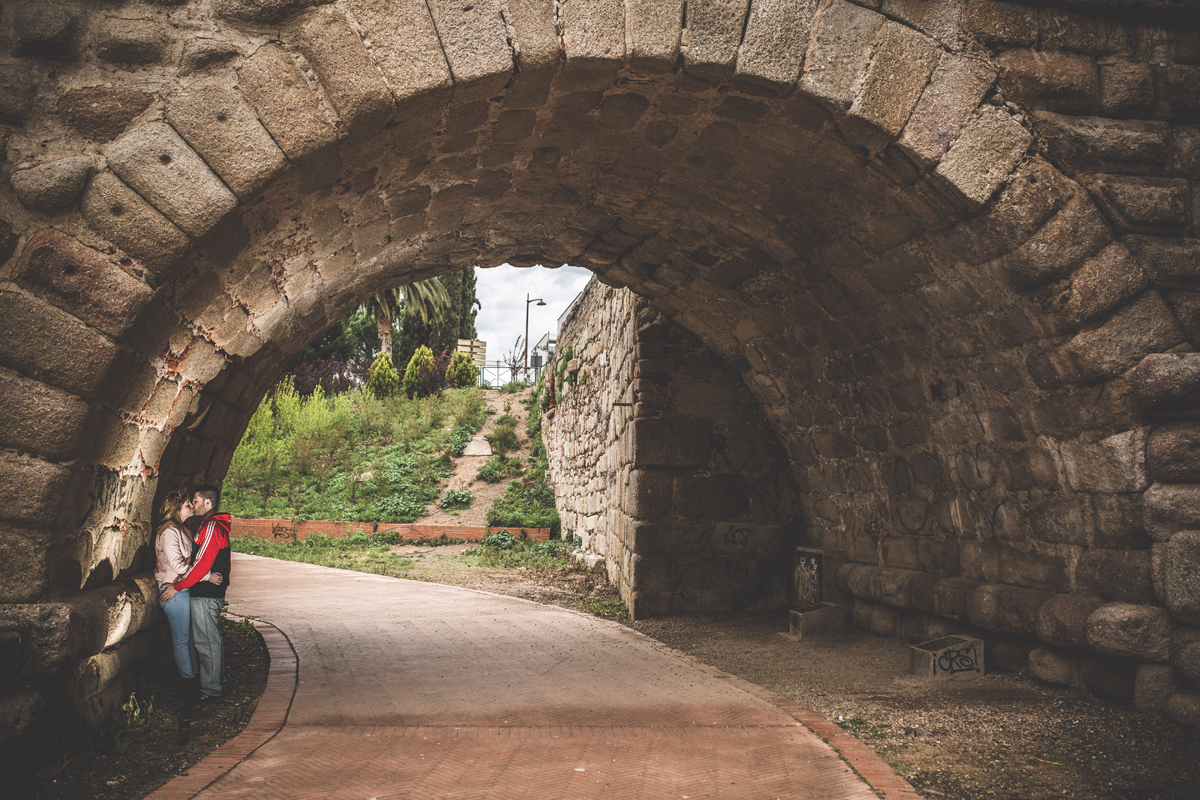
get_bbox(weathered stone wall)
[1,0,1199,764]
[545,280,800,616]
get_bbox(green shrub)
[485,424,519,455]
[306,533,334,548]
[403,346,435,399]
[366,353,399,398]
[480,530,520,550]
[477,455,522,483]
[439,489,474,510]
[487,479,560,534]
[446,351,479,389]
[495,414,518,427]
[500,380,528,394]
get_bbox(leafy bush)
[366,353,400,398]
[439,489,474,510]
[403,346,435,399]
[495,414,519,427]
[471,534,575,570]
[477,455,522,483]
[446,351,479,388]
[485,421,519,455]
[291,356,357,396]
[481,530,520,550]
[487,479,560,534]
[500,380,528,394]
[415,348,452,398]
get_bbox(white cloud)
[473,264,592,365]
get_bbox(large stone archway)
[2,0,1199,760]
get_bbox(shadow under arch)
[5,0,1199,748]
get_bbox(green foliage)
[366,353,399,399]
[583,594,629,620]
[224,385,484,523]
[395,267,480,370]
[466,534,575,570]
[403,345,435,399]
[446,351,479,388]
[233,534,419,578]
[439,489,474,510]
[485,423,519,456]
[487,478,559,533]
[477,455,523,483]
[500,380,528,394]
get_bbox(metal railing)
[476,362,543,388]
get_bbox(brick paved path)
[164,554,918,799]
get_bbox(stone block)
[630,418,711,467]
[1165,531,1200,625]
[933,577,979,620]
[215,0,324,23]
[11,156,92,213]
[560,0,625,89]
[933,106,1032,208]
[674,474,750,519]
[58,85,153,143]
[897,52,997,169]
[95,18,168,64]
[344,0,452,114]
[1126,236,1200,290]
[735,0,817,92]
[0,367,90,461]
[1037,593,1105,648]
[178,39,241,75]
[1166,690,1200,727]
[0,290,121,399]
[1079,174,1192,235]
[0,64,36,125]
[997,49,1099,115]
[1029,647,1079,687]
[1055,242,1147,326]
[1000,545,1065,592]
[629,0,685,72]
[1135,663,1177,714]
[165,85,287,200]
[1087,602,1174,661]
[1081,654,1136,703]
[910,634,984,679]
[1133,352,1200,415]
[1077,548,1156,604]
[1033,112,1169,177]
[961,0,1037,47]
[625,469,674,520]
[238,44,340,161]
[870,602,901,637]
[1168,65,1200,122]
[1061,293,1182,382]
[425,0,512,101]
[81,172,191,272]
[1173,627,1200,687]
[1174,126,1200,181]
[798,0,884,110]
[789,602,844,638]
[284,7,394,129]
[0,602,85,673]
[683,0,751,80]
[0,527,51,603]
[0,689,42,753]
[13,229,153,338]
[12,3,81,61]
[1148,422,1200,483]
[107,122,239,239]
[1144,483,1200,542]
[1100,61,1156,117]
[845,22,941,152]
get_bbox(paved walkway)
[148,554,921,800]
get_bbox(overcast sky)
[473,264,592,363]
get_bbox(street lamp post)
[525,293,546,378]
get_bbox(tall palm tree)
[365,278,451,357]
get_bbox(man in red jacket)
[161,485,231,700]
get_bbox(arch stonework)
[1,0,1199,757]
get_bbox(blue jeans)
[158,583,198,680]
[191,597,224,698]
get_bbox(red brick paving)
[144,554,921,800]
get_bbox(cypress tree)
[394,267,480,366]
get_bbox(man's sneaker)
[196,693,222,703]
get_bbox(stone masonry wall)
[545,280,800,617]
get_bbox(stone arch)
[2,0,1200,754]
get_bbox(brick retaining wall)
[232,518,552,543]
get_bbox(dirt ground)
[632,612,1200,800]
[418,388,536,527]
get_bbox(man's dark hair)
[192,484,221,514]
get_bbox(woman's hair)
[158,490,188,529]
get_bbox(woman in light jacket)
[154,490,220,694]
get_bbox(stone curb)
[141,616,298,800]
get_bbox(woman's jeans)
[158,582,199,680]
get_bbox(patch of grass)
[582,593,628,620]
[233,535,418,578]
[439,489,474,510]
[487,478,560,534]
[836,717,891,741]
[465,532,576,570]
[477,455,523,483]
